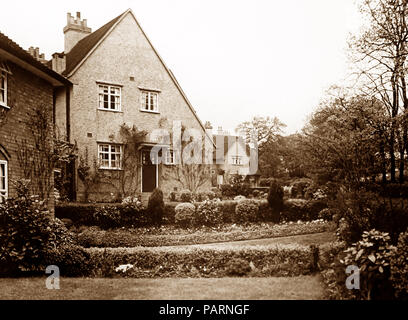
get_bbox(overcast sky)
[0,0,362,135]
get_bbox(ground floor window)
[98,144,122,169]
[0,160,7,202]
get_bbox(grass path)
[0,276,325,300]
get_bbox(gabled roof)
[0,31,71,86]
[63,12,124,76]
[213,134,250,157]
[62,9,214,146]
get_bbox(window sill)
[140,109,160,114]
[0,103,10,109]
[97,108,123,113]
[98,167,124,171]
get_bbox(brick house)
[213,126,260,187]
[51,10,214,202]
[0,31,71,208]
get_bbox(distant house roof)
[213,134,251,157]
[63,12,123,76]
[0,31,71,87]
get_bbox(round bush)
[195,200,222,226]
[234,199,259,223]
[180,189,193,202]
[234,195,246,201]
[175,203,196,227]
[318,208,332,221]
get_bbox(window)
[98,84,121,111]
[0,70,7,107]
[165,149,175,165]
[231,156,242,165]
[98,144,122,169]
[0,160,7,203]
[141,91,158,112]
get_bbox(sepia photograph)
[0,0,407,311]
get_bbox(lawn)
[0,276,325,300]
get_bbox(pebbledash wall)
[55,11,213,201]
[0,62,55,208]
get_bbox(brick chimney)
[63,12,92,53]
[27,46,48,64]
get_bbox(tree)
[162,125,212,193]
[350,0,408,182]
[302,93,388,187]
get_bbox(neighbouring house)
[51,10,214,202]
[0,31,72,209]
[212,126,261,187]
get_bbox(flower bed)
[75,220,333,248]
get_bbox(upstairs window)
[0,160,7,203]
[0,70,7,108]
[141,91,158,112]
[98,144,122,169]
[231,156,243,165]
[98,84,121,111]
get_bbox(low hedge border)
[76,221,332,248]
[85,244,317,278]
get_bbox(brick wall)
[0,61,55,210]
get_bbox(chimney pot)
[76,12,81,19]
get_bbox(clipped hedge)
[86,244,317,278]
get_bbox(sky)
[0,0,363,135]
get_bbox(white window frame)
[0,70,8,108]
[98,84,122,112]
[98,144,123,170]
[165,149,175,165]
[0,160,8,203]
[140,91,159,113]
[231,156,243,165]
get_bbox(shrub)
[120,198,148,227]
[175,203,196,227]
[206,191,217,200]
[281,199,327,222]
[218,200,238,223]
[44,245,91,277]
[195,200,222,226]
[180,189,193,202]
[93,205,122,229]
[210,187,222,199]
[147,189,165,225]
[318,208,333,221]
[235,199,259,223]
[252,189,260,198]
[290,178,313,198]
[0,192,74,275]
[163,203,178,225]
[234,195,246,201]
[390,230,408,300]
[342,229,397,300]
[258,200,279,223]
[225,258,251,276]
[169,191,177,202]
[55,203,101,226]
[268,180,284,216]
[220,184,235,198]
[332,190,408,245]
[86,244,314,278]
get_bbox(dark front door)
[142,150,157,192]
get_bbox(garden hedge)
[85,244,318,278]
